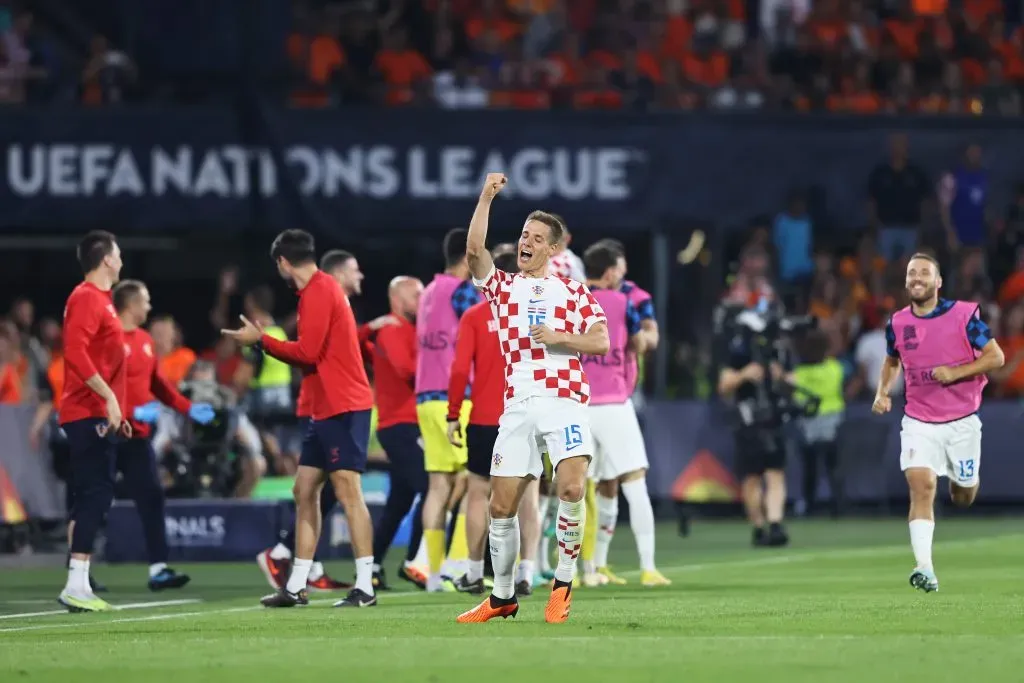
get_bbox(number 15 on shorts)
[563,425,583,452]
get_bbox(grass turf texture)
[1,518,1023,682]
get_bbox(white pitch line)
[0,598,201,621]
[1,532,1018,635]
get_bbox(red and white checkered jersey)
[473,265,607,405]
[548,249,585,281]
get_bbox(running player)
[447,245,542,596]
[873,252,1003,593]
[367,276,429,590]
[225,230,377,608]
[112,280,215,590]
[58,231,129,612]
[457,173,609,624]
[416,228,480,592]
[581,243,669,586]
[256,250,369,592]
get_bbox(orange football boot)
[456,595,519,623]
[545,580,573,623]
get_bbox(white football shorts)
[899,414,981,487]
[588,400,649,481]
[491,396,593,479]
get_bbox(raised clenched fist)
[481,173,507,199]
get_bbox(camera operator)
[716,300,816,547]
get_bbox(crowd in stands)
[285,0,1024,114]
[722,132,1024,398]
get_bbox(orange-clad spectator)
[911,0,947,16]
[0,327,21,404]
[828,62,882,112]
[546,32,585,87]
[286,12,346,108]
[150,315,196,387]
[465,0,521,43]
[374,28,433,106]
[998,262,1024,308]
[993,304,1024,396]
[808,0,845,49]
[993,24,1024,81]
[884,8,920,59]
[682,45,729,88]
[661,13,692,60]
[573,65,623,109]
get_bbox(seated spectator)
[80,34,136,105]
[286,8,345,108]
[374,27,432,106]
[151,315,196,387]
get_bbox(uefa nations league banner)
[2,108,1024,234]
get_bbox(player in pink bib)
[873,253,1004,593]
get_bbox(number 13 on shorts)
[563,425,583,451]
[957,459,975,480]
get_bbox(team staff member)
[367,276,428,590]
[225,230,377,608]
[58,230,129,613]
[416,228,480,592]
[111,280,216,590]
[257,249,368,593]
[447,247,542,596]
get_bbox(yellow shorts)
[417,400,472,473]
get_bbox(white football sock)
[489,516,520,600]
[539,536,552,573]
[308,561,325,581]
[411,535,428,567]
[354,556,374,595]
[622,479,657,571]
[517,559,535,585]
[466,559,484,583]
[554,498,585,583]
[909,519,935,571]
[148,562,168,579]
[595,493,618,568]
[286,558,313,594]
[66,558,90,596]
[269,543,291,560]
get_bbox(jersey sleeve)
[472,266,512,303]
[965,312,993,351]
[574,283,606,333]
[625,298,643,336]
[885,318,899,358]
[450,280,482,319]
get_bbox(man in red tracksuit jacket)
[108,280,215,591]
[58,230,129,613]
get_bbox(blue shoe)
[148,568,191,592]
[909,567,939,593]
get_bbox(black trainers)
[767,522,790,547]
[752,526,769,547]
[372,568,391,591]
[148,567,191,592]
[333,588,377,607]
[515,580,532,597]
[454,575,485,594]
[260,588,308,607]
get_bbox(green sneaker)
[909,568,939,593]
[58,591,113,613]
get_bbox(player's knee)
[488,498,516,519]
[557,480,585,503]
[330,472,363,506]
[292,478,320,506]
[907,473,937,500]
[949,482,978,508]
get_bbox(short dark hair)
[443,228,469,267]
[112,280,145,312]
[270,230,316,266]
[908,252,941,273]
[592,238,625,257]
[525,211,565,245]
[246,285,274,314]
[77,230,117,274]
[494,251,519,273]
[320,249,354,273]
[583,243,621,280]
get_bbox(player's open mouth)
[519,249,532,263]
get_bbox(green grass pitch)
[1,518,1023,682]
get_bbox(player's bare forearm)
[84,374,117,402]
[640,319,659,350]
[557,323,609,356]
[466,196,495,281]
[718,368,743,397]
[876,356,901,397]
[951,340,1005,381]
